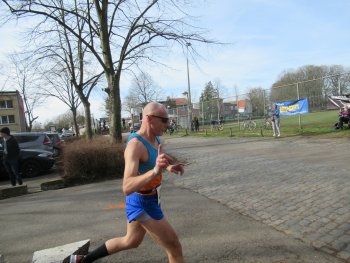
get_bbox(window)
[0,115,15,124]
[0,100,13,109]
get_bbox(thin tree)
[128,71,162,107]
[8,53,44,131]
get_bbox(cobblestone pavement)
[163,136,350,262]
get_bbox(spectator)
[270,104,281,137]
[336,105,350,129]
[122,118,126,129]
[0,127,22,186]
[194,117,199,132]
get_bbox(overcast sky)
[1,0,350,124]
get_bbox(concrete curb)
[32,239,90,263]
[41,179,65,191]
[0,185,27,199]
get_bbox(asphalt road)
[0,135,348,263]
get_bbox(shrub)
[61,136,125,186]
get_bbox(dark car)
[0,147,55,180]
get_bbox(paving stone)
[167,137,350,261]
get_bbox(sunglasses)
[148,115,169,123]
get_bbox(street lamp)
[182,91,190,129]
[186,42,192,130]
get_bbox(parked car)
[61,130,74,138]
[130,123,141,133]
[45,132,62,156]
[0,147,55,179]
[11,132,54,152]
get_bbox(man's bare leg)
[140,217,184,263]
[105,220,146,253]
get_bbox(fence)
[167,73,350,130]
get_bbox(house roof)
[174,98,188,106]
[224,99,247,108]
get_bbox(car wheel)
[21,160,40,178]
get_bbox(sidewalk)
[0,169,62,195]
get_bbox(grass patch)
[164,110,350,139]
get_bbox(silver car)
[11,132,54,152]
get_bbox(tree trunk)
[107,72,122,143]
[82,100,93,139]
[71,108,79,137]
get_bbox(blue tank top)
[127,133,161,175]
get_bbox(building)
[0,91,26,132]
[222,99,252,120]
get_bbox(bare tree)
[123,95,140,117]
[40,65,82,136]
[247,87,266,117]
[2,0,216,142]
[324,65,350,96]
[129,71,161,107]
[35,14,103,138]
[8,53,44,131]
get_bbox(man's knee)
[165,236,183,254]
[123,235,144,249]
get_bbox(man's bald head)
[143,102,167,117]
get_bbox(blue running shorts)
[126,193,164,223]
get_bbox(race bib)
[156,185,162,205]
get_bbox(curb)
[0,185,27,199]
[0,178,65,200]
[41,179,65,191]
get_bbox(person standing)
[122,118,126,129]
[0,127,21,186]
[194,117,199,132]
[70,102,185,263]
[270,104,281,137]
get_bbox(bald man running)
[70,102,185,263]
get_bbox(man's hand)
[154,144,173,175]
[166,163,185,176]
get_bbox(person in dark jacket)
[0,127,22,186]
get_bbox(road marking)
[103,202,126,210]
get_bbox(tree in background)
[128,71,161,107]
[246,87,266,117]
[270,65,350,111]
[2,0,215,142]
[200,81,220,121]
[8,53,45,132]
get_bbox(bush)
[61,136,125,185]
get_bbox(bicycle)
[239,118,256,131]
[261,117,272,130]
[211,120,224,131]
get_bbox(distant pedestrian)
[0,127,22,186]
[194,117,199,132]
[122,118,126,129]
[270,104,281,137]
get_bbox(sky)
[1,0,350,125]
